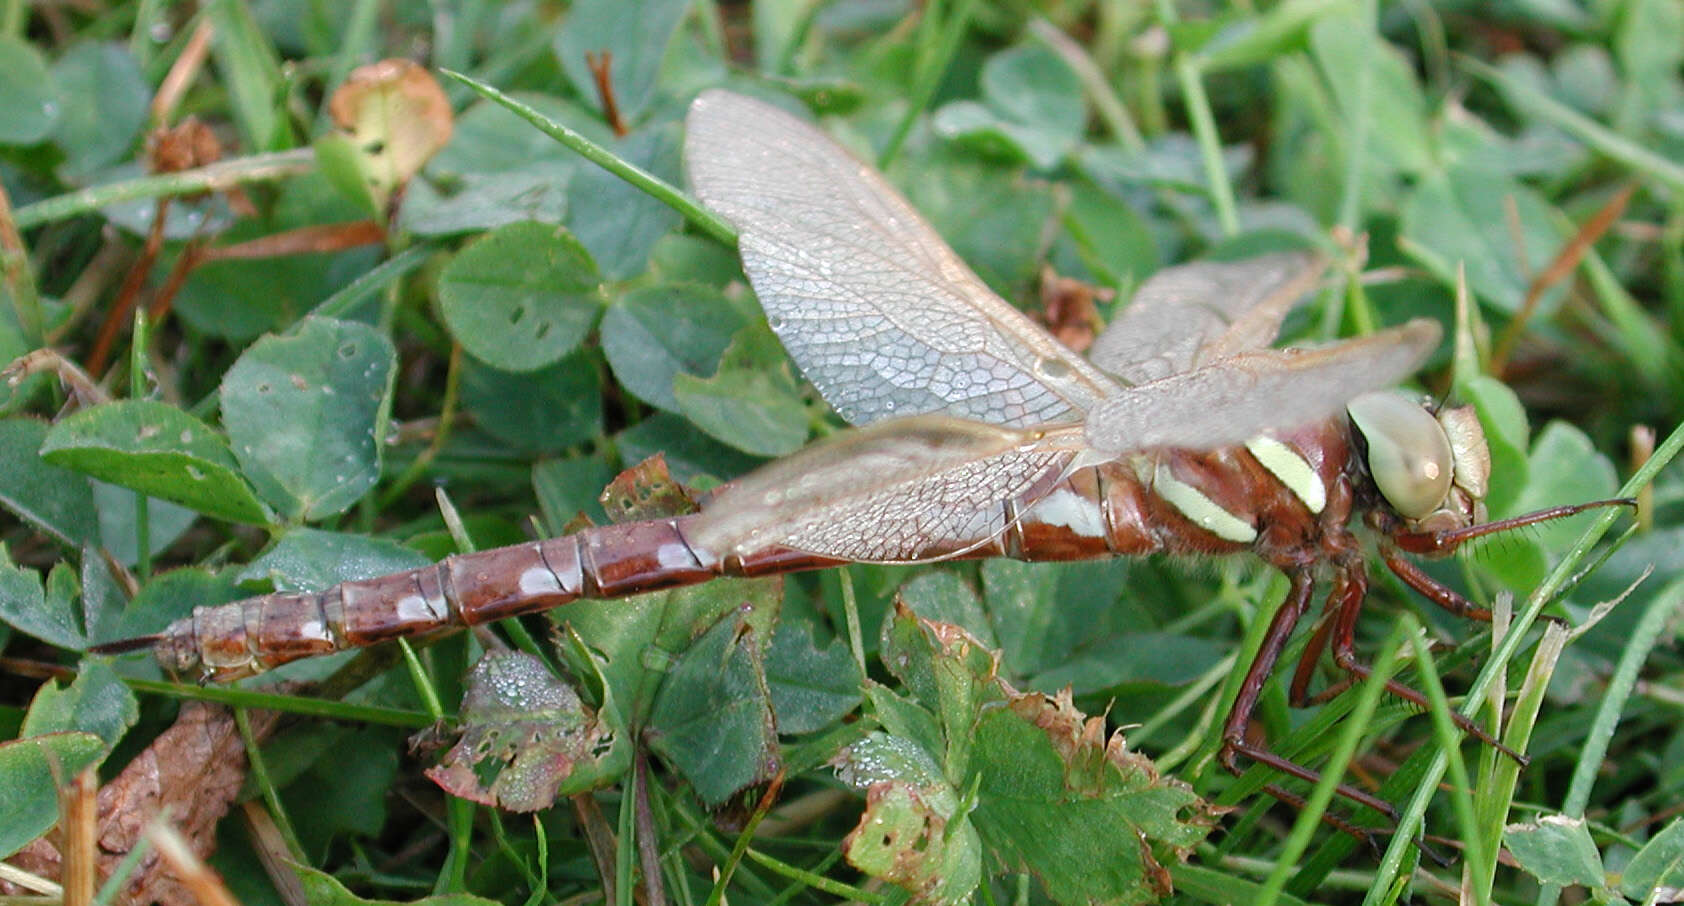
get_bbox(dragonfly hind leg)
[1287,560,1528,765]
[1218,568,1402,844]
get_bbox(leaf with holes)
[221,317,396,522]
[325,59,454,211]
[834,733,982,906]
[426,650,617,811]
[439,221,603,371]
[234,527,433,593]
[646,607,781,806]
[852,606,1218,905]
[39,401,270,525]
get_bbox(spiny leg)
[1220,568,1401,834]
[1309,561,1528,766]
[1382,546,1492,623]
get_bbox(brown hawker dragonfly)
[99,90,1620,830]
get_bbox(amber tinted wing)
[684,90,1120,428]
[1089,252,1328,384]
[688,414,1080,562]
[1084,319,1441,454]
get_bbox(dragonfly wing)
[1089,252,1327,383]
[685,90,1121,428]
[1085,319,1441,454]
[689,414,1080,562]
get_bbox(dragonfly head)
[1347,391,1490,535]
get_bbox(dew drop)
[1036,357,1071,380]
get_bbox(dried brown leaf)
[5,704,276,906]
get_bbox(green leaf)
[312,133,381,217]
[21,661,138,748]
[78,544,124,645]
[1621,816,1684,901]
[1060,185,1158,288]
[553,0,689,121]
[1079,136,1229,196]
[438,221,603,372]
[673,325,809,457]
[294,864,502,906]
[91,483,199,568]
[399,166,571,237]
[835,734,983,906]
[0,732,106,859]
[1472,420,1619,593]
[600,284,750,413]
[981,558,1139,683]
[894,571,999,650]
[221,317,397,521]
[646,607,780,806]
[114,567,243,640]
[532,454,615,531]
[968,691,1215,905]
[1460,374,1530,517]
[559,575,781,745]
[48,42,150,181]
[429,95,594,177]
[426,650,617,810]
[1028,632,1227,694]
[1400,165,1565,313]
[1170,864,1317,906]
[766,619,862,735]
[461,350,603,453]
[39,400,270,525]
[1509,420,1620,550]
[860,608,1217,904]
[282,726,400,850]
[234,527,432,593]
[1616,0,1684,104]
[0,36,59,145]
[649,233,745,287]
[0,549,83,649]
[172,173,380,341]
[1503,815,1605,889]
[1309,13,1432,175]
[912,158,1057,292]
[879,604,1000,773]
[934,42,1083,169]
[614,412,761,488]
[0,418,99,548]
[565,125,683,280]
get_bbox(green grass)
[2,2,1682,905]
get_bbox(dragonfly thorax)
[1347,391,1490,535]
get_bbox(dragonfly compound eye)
[1347,390,1454,520]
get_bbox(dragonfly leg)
[1381,546,1491,623]
[1287,605,1338,706]
[1220,568,1401,829]
[1314,562,1529,766]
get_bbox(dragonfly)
[97,90,1624,836]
